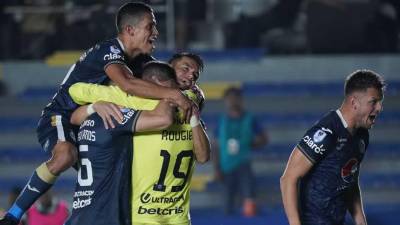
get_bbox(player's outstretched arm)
[346,179,367,225]
[106,64,194,122]
[70,101,123,129]
[190,107,211,164]
[280,147,313,225]
[135,99,174,132]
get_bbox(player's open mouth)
[369,115,376,123]
[148,37,156,47]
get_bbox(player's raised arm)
[105,61,193,122]
[280,147,313,225]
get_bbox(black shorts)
[36,114,78,155]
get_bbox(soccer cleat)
[0,214,19,225]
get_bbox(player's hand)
[93,101,123,129]
[173,90,194,123]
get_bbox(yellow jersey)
[69,82,195,225]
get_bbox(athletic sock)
[8,163,57,220]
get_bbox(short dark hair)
[223,87,242,98]
[168,52,204,73]
[116,2,153,33]
[344,69,386,96]
[142,61,177,82]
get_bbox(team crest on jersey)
[359,140,366,154]
[120,107,130,113]
[341,158,359,183]
[110,45,121,54]
[313,129,327,143]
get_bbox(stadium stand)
[0,55,399,225]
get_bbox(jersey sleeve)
[297,125,336,164]
[69,83,159,110]
[96,43,126,70]
[112,108,141,134]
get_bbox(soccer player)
[65,61,179,225]
[280,70,385,225]
[0,3,193,225]
[68,63,210,225]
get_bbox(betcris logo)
[341,158,359,183]
[138,205,184,215]
[302,135,326,155]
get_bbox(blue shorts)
[36,114,78,155]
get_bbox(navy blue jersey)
[297,110,369,225]
[65,108,141,225]
[43,38,135,117]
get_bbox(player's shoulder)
[312,110,342,135]
[96,38,125,57]
[82,38,125,62]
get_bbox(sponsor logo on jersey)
[110,45,121,54]
[72,190,94,209]
[313,129,327,143]
[121,109,135,125]
[103,53,123,61]
[140,192,184,204]
[302,135,326,155]
[72,197,92,209]
[138,205,184,215]
[341,158,358,183]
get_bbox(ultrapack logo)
[140,193,184,204]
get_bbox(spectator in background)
[213,87,268,217]
[26,191,68,225]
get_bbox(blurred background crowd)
[0,0,399,60]
[0,0,400,225]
